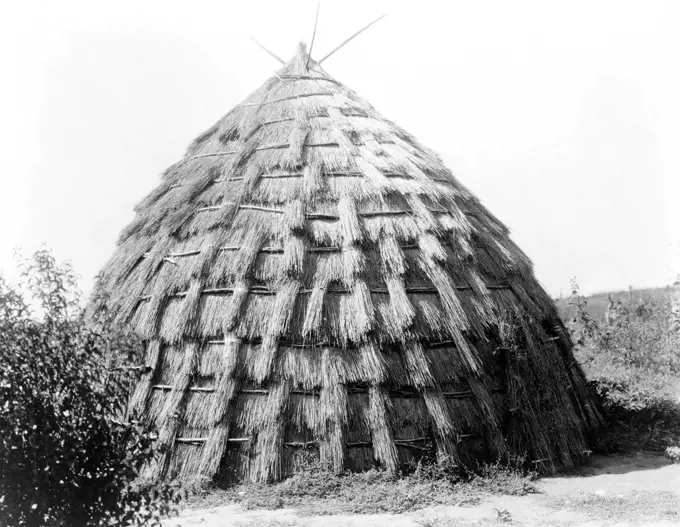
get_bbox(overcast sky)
[1,0,678,298]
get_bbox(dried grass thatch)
[93,43,603,483]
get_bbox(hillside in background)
[554,286,672,323]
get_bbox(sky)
[1,0,678,298]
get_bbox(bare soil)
[166,453,680,527]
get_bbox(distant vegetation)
[555,286,672,323]
[564,280,680,456]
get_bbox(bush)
[666,446,680,463]
[567,280,680,452]
[0,249,183,526]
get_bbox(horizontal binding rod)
[279,438,439,450]
[187,151,236,160]
[138,283,511,301]
[276,75,342,84]
[183,337,508,352]
[228,171,412,181]
[194,202,449,217]
[305,208,449,220]
[151,385,216,393]
[283,441,318,448]
[208,338,471,348]
[238,389,269,395]
[386,390,477,399]
[531,449,592,464]
[239,91,336,107]
[254,142,340,152]
[141,241,495,261]
[157,435,478,446]
[394,439,429,451]
[149,386,323,396]
[150,436,249,443]
[196,203,284,214]
[149,385,502,399]
[345,435,476,449]
[150,434,252,442]
[240,113,350,140]
[171,171,414,187]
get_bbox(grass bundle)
[250,382,290,482]
[151,342,199,478]
[401,340,435,389]
[367,385,398,471]
[128,339,162,417]
[422,389,458,460]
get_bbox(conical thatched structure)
[95,43,602,483]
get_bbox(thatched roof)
[94,42,602,483]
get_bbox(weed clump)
[188,451,537,516]
[666,446,680,463]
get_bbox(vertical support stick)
[319,14,387,64]
[307,3,321,70]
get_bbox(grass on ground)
[186,455,538,516]
[546,490,680,524]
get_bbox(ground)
[165,453,680,527]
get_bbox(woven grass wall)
[93,43,603,483]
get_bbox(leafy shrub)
[569,281,680,375]
[567,280,601,348]
[666,446,680,463]
[0,249,183,526]
[567,279,680,451]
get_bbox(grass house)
[94,43,603,483]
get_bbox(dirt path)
[167,454,680,527]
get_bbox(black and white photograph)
[1,1,678,525]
